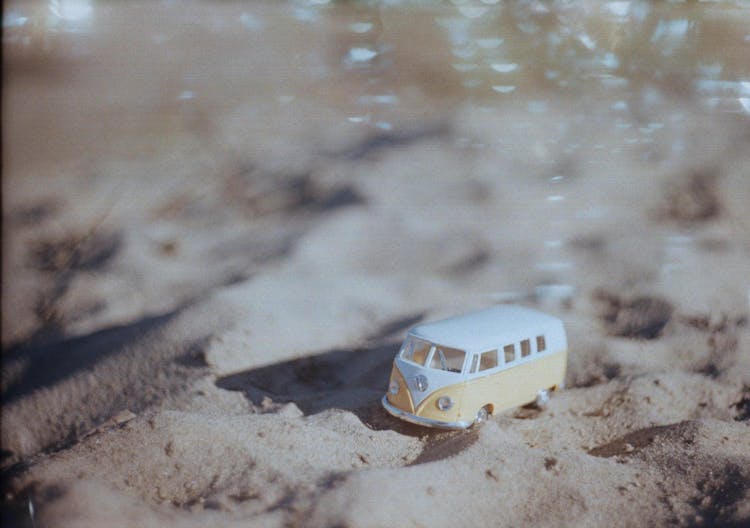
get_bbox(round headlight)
[414,375,428,392]
[437,396,453,411]
[389,379,400,395]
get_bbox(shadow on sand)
[216,313,433,434]
[2,307,184,405]
[216,342,394,412]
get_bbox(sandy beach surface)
[2,1,750,526]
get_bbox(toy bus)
[382,305,567,429]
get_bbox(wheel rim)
[535,389,550,408]
[475,406,489,424]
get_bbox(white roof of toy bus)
[408,305,564,352]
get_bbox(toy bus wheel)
[534,389,550,409]
[474,406,490,426]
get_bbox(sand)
[2,2,750,527]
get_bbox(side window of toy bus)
[503,344,515,364]
[479,350,498,371]
[470,354,479,374]
[536,335,546,352]
[521,339,531,357]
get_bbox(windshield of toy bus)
[399,336,431,366]
[428,345,466,373]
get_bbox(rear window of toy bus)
[400,336,431,366]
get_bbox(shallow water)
[5,1,750,171]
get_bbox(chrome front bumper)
[381,395,472,430]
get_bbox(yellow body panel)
[386,365,414,412]
[387,351,566,425]
[415,381,466,423]
[455,350,566,421]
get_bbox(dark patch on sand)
[174,341,210,368]
[660,167,722,223]
[594,290,673,339]
[689,463,750,527]
[569,234,607,253]
[8,200,60,227]
[588,423,678,458]
[444,248,491,276]
[22,230,123,343]
[29,230,122,274]
[222,168,365,219]
[732,387,750,422]
[333,123,450,161]
[574,359,624,388]
[686,314,742,379]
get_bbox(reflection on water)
[4,0,750,310]
[5,1,749,157]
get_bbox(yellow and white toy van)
[382,305,567,429]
